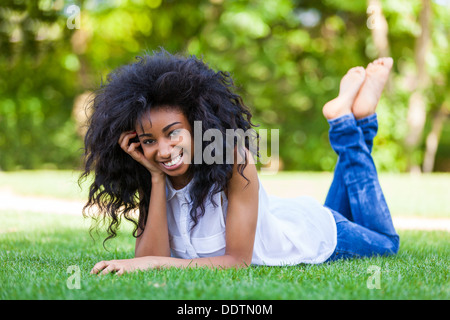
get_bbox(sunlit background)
[0,0,449,173]
[1,1,449,301]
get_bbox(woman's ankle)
[355,113,377,127]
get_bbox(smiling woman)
[79,49,257,263]
[80,49,400,275]
[134,108,194,183]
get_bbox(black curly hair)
[79,49,259,246]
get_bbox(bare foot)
[322,67,366,120]
[352,57,393,119]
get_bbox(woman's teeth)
[164,152,183,167]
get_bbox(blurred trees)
[0,0,449,172]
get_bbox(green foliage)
[0,0,449,171]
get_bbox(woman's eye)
[143,139,156,145]
[169,129,181,137]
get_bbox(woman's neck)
[169,173,193,190]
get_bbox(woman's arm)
[222,148,259,266]
[117,131,171,258]
[134,176,170,257]
[92,160,258,273]
[91,254,250,275]
[92,148,259,274]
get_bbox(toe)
[374,57,393,68]
[382,57,393,69]
[348,66,365,74]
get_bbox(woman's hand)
[90,254,252,274]
[90,257,161,275]
[118,131,165,180]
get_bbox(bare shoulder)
[227,146,259,195]
[224,146,259,265]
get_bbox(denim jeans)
[324,113,400,262]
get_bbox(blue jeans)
[324,113,399,262]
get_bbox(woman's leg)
[324,153,351,219]
[322,59,389,220]
[326,207,399,261]
[321,66,366,220]
[324,113,378,220]
[325,114,399,261]
[329,114,397,236]
[322,58,398,261]
[357,113,378,153]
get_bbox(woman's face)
[136,107,194,186]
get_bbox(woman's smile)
[137,107,194,186]
[160,149,184,170]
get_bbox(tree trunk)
[423,103,449,172]
[366,0,393,94]
[367,0,390,58]
[405,0,432,173]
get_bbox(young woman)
[81,50,399,275]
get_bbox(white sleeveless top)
[165,176,337,266]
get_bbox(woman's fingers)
[118,131,133,146]
[119,131,136,151]
[118,131,144,162]
[128,142,150,166]
[101,264,116,275]
[117,131,164,176]
[127,139,141,154]
[116,268,125,276]
[90,260,108,274]
[91,260,122,275]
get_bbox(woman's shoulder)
[225,146,259,198]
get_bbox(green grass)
[260,171,450,218]
[0,170,89,200]
[1,210,449,300]
[0,170,449,300]
[1,170,449,217]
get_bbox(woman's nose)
[157,140,174,159]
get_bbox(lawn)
[1,210,448,300]
[0,170,449,300]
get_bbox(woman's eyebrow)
[138,122,181,138]
[162,122,181,132]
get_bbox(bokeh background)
[1,2,449,301]
[0,0,449,173]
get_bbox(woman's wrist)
[150,172,166,185]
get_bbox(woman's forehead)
[137,107,189,131]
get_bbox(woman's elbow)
[227,253,253,268]
[134,245,170,258]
